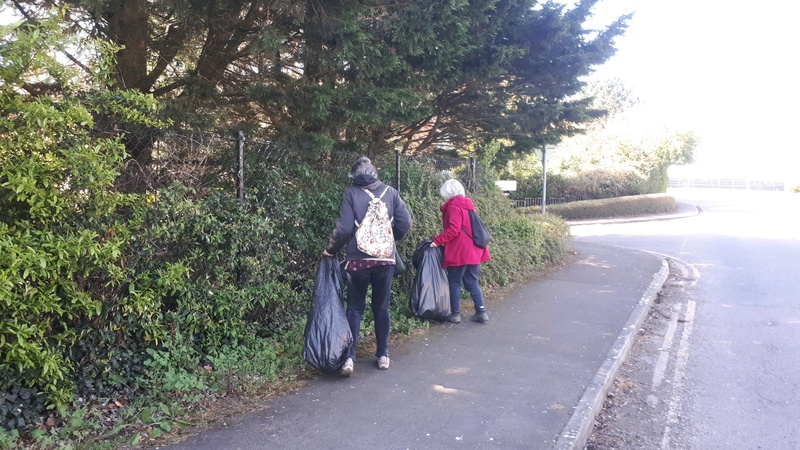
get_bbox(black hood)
[352,173,379,187]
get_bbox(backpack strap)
[377,186,390,199]
[354,187,390,228]
[378,187,394,224]
[362,188,377,200]
[459,207,472,238]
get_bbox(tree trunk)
[106,0,149,91]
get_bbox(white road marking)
[652,304,681,388]
[661,299,697,450]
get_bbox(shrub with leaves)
[122,184,308,348]
[473,190,572,287]
[0,11,165,427]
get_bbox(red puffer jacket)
[432,195,491,268]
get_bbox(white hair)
[439,179,465,201]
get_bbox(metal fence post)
[234,131,246,285]
[236,131,245,204]
[469,157,476,192]
[395,150,401,192]
[541,145,547,214]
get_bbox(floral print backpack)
[354,187,394,258]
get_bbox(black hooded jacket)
[325,177,412,261]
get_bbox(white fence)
[668,177,785,191]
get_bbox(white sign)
[495,180,517,192]
[535,144,557,162]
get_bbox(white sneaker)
[340,358,354,376]
[377,356,390,370]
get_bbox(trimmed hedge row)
[528,193,677,221]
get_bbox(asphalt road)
[573,188,800,449]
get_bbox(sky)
[583,0,800,179]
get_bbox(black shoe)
[470,311,489,323]
[447,313,462,323]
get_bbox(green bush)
[475,192,572,286]
[509,168,650,201]
[0,14,166,421]
[565,169,647,198]
[510,171,571,200]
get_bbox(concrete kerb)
[553,256,670,450]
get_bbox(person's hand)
[322,250,333,257]
[429,241,438,248]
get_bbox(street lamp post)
[537,144,556,214]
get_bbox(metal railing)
[117,129,484,197]
[668,177,785,191]
[513,195,587,208]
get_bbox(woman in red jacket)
[430,179,491,323]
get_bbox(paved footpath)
[164,241,668,450]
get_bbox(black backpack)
[463,209,491,249]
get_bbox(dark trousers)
[446,264,485,314]
[345,264,394,360]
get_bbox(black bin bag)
[303,255,353,374]
[409,240,451,321]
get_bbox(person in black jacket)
[323,156,412,376]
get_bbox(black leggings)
[345,264,394,360]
